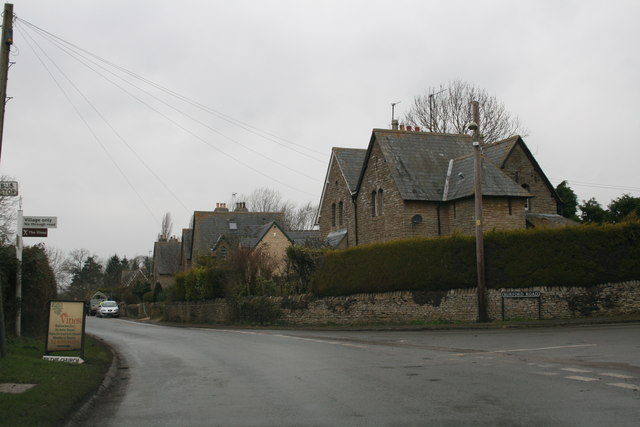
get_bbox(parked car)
[97,301,120,318]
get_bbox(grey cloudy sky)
[1,0,639,261]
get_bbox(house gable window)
[377,189,384,215]
[338,201,344,226]
[522,184,531,211]
[331,203,337,227]
[371,191,377,216]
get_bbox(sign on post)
[44,301,86,363]
[23,216,57,228]
[23,228,48,237]
[0,180,18,196]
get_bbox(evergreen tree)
[579,198,608,224]
[104,254,123,288]
[607,194,640,223]
[67,256,103,300]
[555,181,579,221]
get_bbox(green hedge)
[174,267,227,301]
[312,222,640,296]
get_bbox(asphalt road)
[79,318,640,426]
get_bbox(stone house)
[181,202,319,274]
[318,127,563,247]
[152,237,181,288]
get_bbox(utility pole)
[0,3,13,350]
[470,101,488,322]
[15,204,22,336]
[0,3,13,163]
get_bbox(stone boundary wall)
[122,280,640,325]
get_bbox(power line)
[15,17,321,198]
[16,23,161,225]
[15,17,327,162]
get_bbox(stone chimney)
[234,202,249,212]
[214,203,229,212]
[391,119,399,130]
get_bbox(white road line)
[607,382,639,390]
[561,367,592,373]
[493,344,596,353]
[600,373,634,379]
[565,375,598,382]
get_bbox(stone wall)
[123,281,640,325]
[501,143,558,214]
[319,155,358,246]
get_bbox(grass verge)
[0,334,112,426]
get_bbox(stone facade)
[500,143,558,214]
[318,129,560,248]
[318,155,358,245]
[256,223,293,274]
[123,281,640,325]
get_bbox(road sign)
[23,216,57,228]
[23,228,48,237]
[0,180,18,196]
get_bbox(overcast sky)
[1,0,639,262]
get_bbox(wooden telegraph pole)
[470,101,488,322]
[0,3,13,161]
[0,3,13,350]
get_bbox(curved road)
[80,317,640,426]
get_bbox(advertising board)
[45,301,86,357]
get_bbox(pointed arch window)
[331,203,337,226]
[371,191,377,216]
[338,201,344,226]
[377,189,384,215]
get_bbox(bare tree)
[158,212,173,241]
[240,187,316,230]
[45,246,70,294]
[0,175,18,244]
[62,248,91,277]
[403,80,527,143]
[287,201,318,231]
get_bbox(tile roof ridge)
[485,134,520,146]
[372,128,472,138]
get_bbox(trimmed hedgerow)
[484,222,640,289]
[312,235,476,296]
[312,222,640,297]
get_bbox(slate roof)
[444,155,531,200]
[153,240,181,275]
[287,230,322,247]
[192,211,286,256]
[359,129,532,202]
[526,213,578,229]
[326,229,348,248]
[333,148,367,193]
[181,228,193,261]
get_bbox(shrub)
[311,222,640,296]
[312,235,475,296]
[228,296,281,325]
[175,267,227,301]
[286,246,327,293]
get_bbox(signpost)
[501,291,543,320]
[22,216,57,228]
[44,300,86,363]
[0,180,17,196]
[22,228,48,237]
[15,212,57,336]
